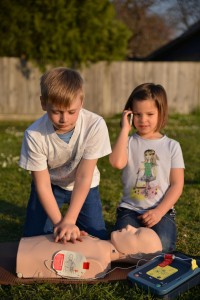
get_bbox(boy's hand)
[54,221,84,244]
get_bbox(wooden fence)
[0,57,199,120]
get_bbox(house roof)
[145,20,200,61]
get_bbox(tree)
[0,0,131,68]
[165,0,200,34]
[112,0,174,58]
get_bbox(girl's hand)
[138,208,162,227]
[121,110,133,130]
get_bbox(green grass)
[0,113,200,299]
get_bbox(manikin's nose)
[126,225,137,233]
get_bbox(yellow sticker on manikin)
[147,265,178,280]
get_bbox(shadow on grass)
[0,199,26,242]
[185,180,200,185]
[0,198,26,218]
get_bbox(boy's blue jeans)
[115,207,177,253]
[23,182,108,240]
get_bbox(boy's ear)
[40,96,47,111]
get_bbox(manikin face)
[41,91,83,134]
[111,225,162,254]
[132,99,159,139]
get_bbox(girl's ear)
[40,96,47,111]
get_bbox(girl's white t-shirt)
[119,133,185,212]
[19,109,111,190]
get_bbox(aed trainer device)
[128,252,200,299]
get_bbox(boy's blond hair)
[40,67,84,107]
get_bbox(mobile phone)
[129,113,133,126]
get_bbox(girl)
[109,83,185,252]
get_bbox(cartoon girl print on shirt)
[132,149,160,200]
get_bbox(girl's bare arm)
[109,111,132,169]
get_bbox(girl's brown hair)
[125,83,168,131]
[40,67,84,107]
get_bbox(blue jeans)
[114,207,177,253]
[23,182,108,240]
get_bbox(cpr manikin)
[16,225,162,279]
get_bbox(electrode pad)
[52,250,89,278]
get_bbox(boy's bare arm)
[139,168,184,227]
[31,170,62,226]
[54,158,98,243]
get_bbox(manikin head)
[111,225,162,255]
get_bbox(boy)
[19,67,111,243]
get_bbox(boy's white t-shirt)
[19,109,111,191]
[119,133,185,212]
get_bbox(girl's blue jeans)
[114,207,177,253]
[23,182,108,240]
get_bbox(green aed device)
[128,252,200,299]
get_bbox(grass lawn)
[0,112,200,299]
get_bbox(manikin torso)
[16,226,162,279]
[16,235,120,279]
